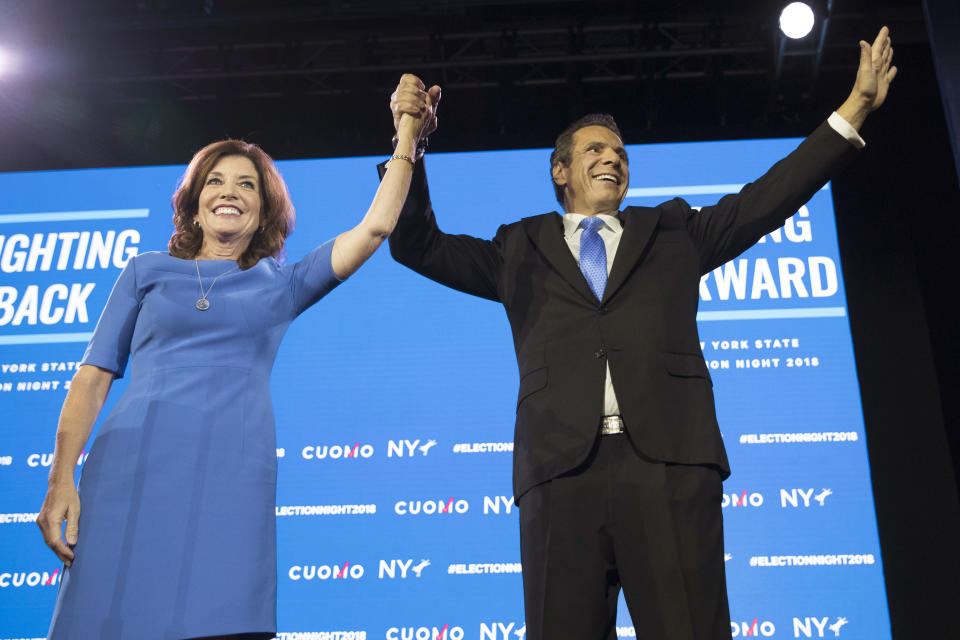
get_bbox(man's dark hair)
[549,113,623,205]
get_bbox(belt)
[601,415,625,435]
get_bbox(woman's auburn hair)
[168,139,296,270]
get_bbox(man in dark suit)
[384,27,896,640]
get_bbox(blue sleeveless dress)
[47,240,341,640]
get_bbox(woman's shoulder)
[255,255,282,271]
[127,250,283,277]
[123,250,201,276]
[130,250,172,263]
[124,250,178,270]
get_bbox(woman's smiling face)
[195,154,263,251]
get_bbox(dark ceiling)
[0,0,932,170]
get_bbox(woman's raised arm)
[330,93,434,280]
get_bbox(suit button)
[594,349,606,359]
[599,307,609,315]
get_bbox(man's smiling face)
[552,125,629,216]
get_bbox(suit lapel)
[523,213,598,305]
[602,206,661,304]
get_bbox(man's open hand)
[852,26,897,112]
[837,26,898,130]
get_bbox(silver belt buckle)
[601,415,624,435]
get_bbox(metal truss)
[73,2,925,107]
[89,19,778,102]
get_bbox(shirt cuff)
[828,111,866,150]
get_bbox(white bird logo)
[829,617,848,636]
[411,559,431,577]
[514,625,526,639]
[814,488,833,506]
[418,439,438,455]
[724,553,733,562]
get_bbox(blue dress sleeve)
[285,238,343,316]
[80,256,141,377]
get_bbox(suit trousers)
[518,432,732,640]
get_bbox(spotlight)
[0,46,16,77]
[779,2,816,39]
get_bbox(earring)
[193,219,199,226]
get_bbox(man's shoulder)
[497,211,561,235]
[622,200,686,217]
[500,202,686,236]
[518,210,560,222]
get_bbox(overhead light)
[779,2,816,39]
[0,46,16,77]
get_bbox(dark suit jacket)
[385,121,857,501]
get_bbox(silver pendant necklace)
[194,260,238,311]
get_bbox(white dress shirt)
[561,112,864,416]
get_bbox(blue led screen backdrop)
[0,137,889,640]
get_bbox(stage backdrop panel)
[0,136,889,640]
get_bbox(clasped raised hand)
[390,74,442,141]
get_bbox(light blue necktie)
[578,217,607,301]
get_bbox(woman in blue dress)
[35,84,441,640]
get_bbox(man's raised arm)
[383,74,505,302]
[686,26,898,273]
